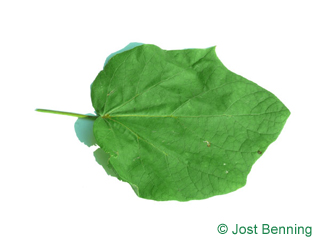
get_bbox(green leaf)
[91,44,290,201]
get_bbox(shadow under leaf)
[74,42,144,179]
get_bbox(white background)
[1,1,319,239]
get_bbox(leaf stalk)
[35,109,98,119]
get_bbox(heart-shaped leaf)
[91,44,290,201]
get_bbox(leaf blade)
[92,44,290,201]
